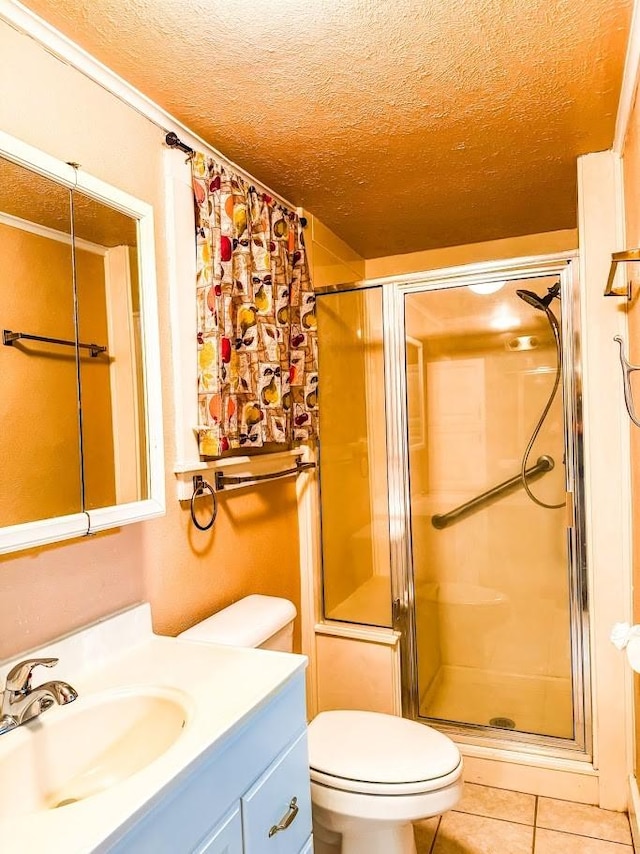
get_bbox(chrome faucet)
[0,658,78,736]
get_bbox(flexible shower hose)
[520,307,566,509]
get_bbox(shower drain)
[489,716,516,729]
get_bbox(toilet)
[179,595,463,854]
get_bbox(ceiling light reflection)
[490,306,520,331]
[469,281,507,295]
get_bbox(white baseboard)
[461,750,599,804]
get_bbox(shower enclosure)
[316,254,589,757]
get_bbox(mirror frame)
[0,129,165,553]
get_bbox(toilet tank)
[178,594,297,651]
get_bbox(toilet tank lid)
[178,594,297,647]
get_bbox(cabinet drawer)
[194,806,242,854]
[241,730,312,854]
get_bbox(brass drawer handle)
[268,796,299,837]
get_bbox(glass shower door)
[404,278,575,740]
[316,286,392,628]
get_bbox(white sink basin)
[0,687,189,817]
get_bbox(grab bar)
[431,455,555,530]
[214,457,315,491]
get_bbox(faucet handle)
[5,658,58,693]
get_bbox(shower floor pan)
[420,664,573,740]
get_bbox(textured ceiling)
[20,0,633,258]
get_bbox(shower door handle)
[392,598,404,628]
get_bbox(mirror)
[0,157,82,526]
[0,130,164,553]
[72,191,148,510]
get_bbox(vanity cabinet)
[241,731,310,853]
[101,673,312,854]
[195,807,242,854]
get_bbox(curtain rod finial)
[165,131,194,157]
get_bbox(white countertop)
[0,604,307,852]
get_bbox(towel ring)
[190,475,218,530]
[614,335,640,428]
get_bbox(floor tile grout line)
[532,795,538,853]
[534,825,633,848]
[428,815,441,854]
[449,809,537,829]
[453,806,536,827]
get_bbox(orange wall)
[365,229,578,280]
[0,18,362,660]
[622,84,640,776]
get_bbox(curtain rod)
[168,130,308,226]
[164,130,306,222]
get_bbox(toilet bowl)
[179,595,463,854]
[308,709,462,854]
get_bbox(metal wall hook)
[614,335,640,428]
[190,475,217,530]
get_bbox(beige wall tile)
[433,811,533,853]
[455,783,535,825]
[537,798,631,845]
[535,828,633,853]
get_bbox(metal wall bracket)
[604,249,640,299]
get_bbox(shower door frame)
[381,251,591,760]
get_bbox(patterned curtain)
[191,153,318,457]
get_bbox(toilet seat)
[310,763,462,796]
[308,710,462,797]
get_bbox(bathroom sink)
[0,688,188,817]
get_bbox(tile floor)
[414,783,634,853]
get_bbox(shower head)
[516,289,547,311]
[516,282,561,312]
